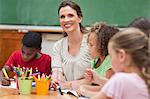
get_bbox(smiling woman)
[51,0,91,90]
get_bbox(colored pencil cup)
[36,80,50,95]
[18,78,33,94]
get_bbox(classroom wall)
[0,0,150,26]
[41,33,63,56]
[41,35,55,56]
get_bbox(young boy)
[0,32,51,86]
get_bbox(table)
[0,88,77,99]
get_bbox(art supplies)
[10,66,52,95]
[12,66,34,80]
[29,68,32,75]
[29,72,40,76]
[2,68,9,79]
[33,73,51,95]
[24,68,29,78]
[18,77,33,94]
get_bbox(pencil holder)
[18,77,33,94]
[35,80,50,95]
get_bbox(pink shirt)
[102,72,149,99]
[5,50,51,75]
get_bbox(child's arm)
[77,85,102,97]
[91,91,111,99]
[61,78,91,90]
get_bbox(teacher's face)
[59,6,82,33]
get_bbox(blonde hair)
[109,28,150,93]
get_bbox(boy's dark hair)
[22,32,42,50]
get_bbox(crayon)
[2,68,9,79]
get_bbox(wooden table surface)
[0,87,77,99]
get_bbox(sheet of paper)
[78,97,89,99]
[0,81,16,89]
[61,89,79,97]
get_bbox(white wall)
[41,39,55,56]
[41,33,63,56]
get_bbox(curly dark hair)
[89,23,119,57]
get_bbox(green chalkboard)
[0,0,61,25]
[0,0,150,26]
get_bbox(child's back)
[102,72,149,99]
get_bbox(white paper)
[0,81,16,89]
[78,97,89,99]
[61,89,79,97]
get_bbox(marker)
[29,72,40,76]
[2,68,9,79]
[57,86,63,95]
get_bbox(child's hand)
[84,69,100,84]
[77,85,89,97]
[1,78,11,86]
[76,86,86,97]
[84,69,93,82]
[76,88,82,96]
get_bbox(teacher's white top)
[52,34,91,81]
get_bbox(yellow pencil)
[24,68,29,78]
[2,68,9,79]
[38,74,40,81]
[29,67,32,75]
